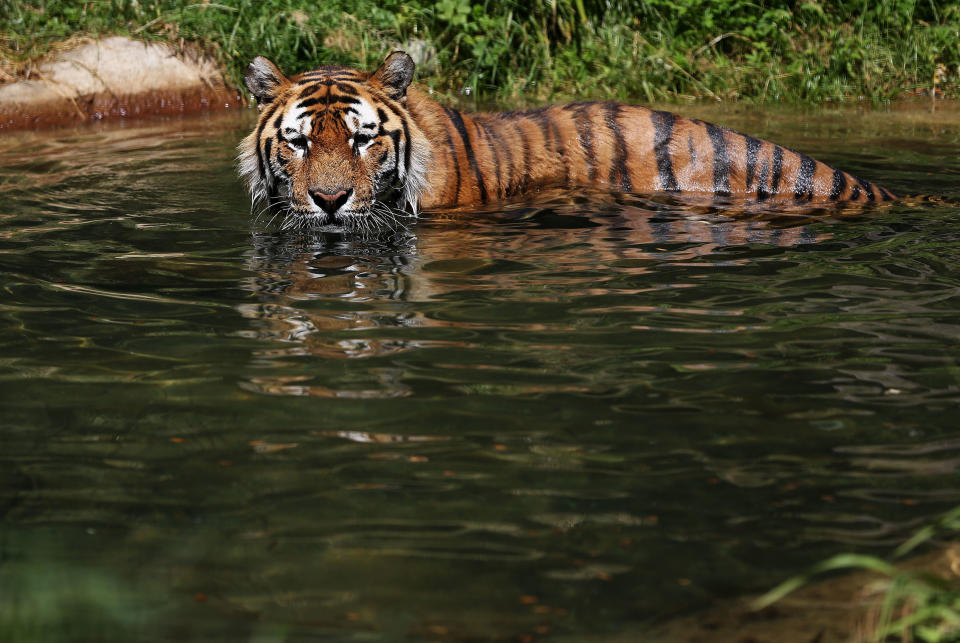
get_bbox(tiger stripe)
[444,106,487,203]
[477,120,504,199]
[770,146,784,195]
[606,103,632,193]
[651,110,679,192]
[830,168,847,201]
[794,154,816,203]
[239,51,898,230]
[744,135,762,191]
[756,159,771,202]
[550,114,569,187]
[705,122,731,196]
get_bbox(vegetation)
[1,0,958,104]
[756,506,960,642]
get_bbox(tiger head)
[237,52,430,231]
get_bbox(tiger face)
[238,52,430,231]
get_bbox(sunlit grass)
[756,506,960,642]
[1,1,958,103]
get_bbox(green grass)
[1,0,958,105]
[756,506,960,642]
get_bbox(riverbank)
[0,36,240,130]
[647,544,960,643]
[2,1,957,108]
[2,32,958,133]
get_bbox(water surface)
[2,103,960,641]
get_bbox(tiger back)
[238,51,896,231]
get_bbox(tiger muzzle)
[309,187,353,216]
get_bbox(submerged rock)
[0,36,242,130]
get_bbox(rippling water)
[2,104,960,641]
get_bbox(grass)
[756,506,960,642]
[1,0,958,105]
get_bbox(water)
[1,103,960,641]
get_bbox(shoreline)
[2,35,956,133]
[0,36,243,131]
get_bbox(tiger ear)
[245,56,289,108]
[371,51,415,101]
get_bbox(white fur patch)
[344,98,379,156]
[281,108,311,157]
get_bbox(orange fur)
[238,52,894,230]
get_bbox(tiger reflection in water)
[237,192,824,407]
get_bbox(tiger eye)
[287,135,308,150]
[239,50,898,233]
[353,133,373,148]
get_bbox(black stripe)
[770,146,784,194]
[375,108,402,179]
[334,82,359,95]
[375,106,395,131]
[362,89,421,195]
[441,110,462,202]
[651,110,679,192]
[573,104,597,182]
[513,122,531,193]
[756,159,771,202]
[687,134,696,165]
[387,128,402,177]
[298,72,358,81]
[794,154,816,202]
[364,87,408,123]
[850,183,862,200]
[298,94,360,109]
[549,114,569,186]
[879,186,896,201]
[328,96,361,107]
[744,135,762,190]
[371,103,413,187]
[477,121,504,199]
[263,136,273,174]
[399,113,412,183]
[444,107,488,203]
[705,123,730,196]
[855,177,876,202]
[297,68,358,78]
[297,83,322,98]
[606,103,632,192]
[255,101,282,187]
[562,101,595,110]
[270,134,289,180]
[829,169,847,201]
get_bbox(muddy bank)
[0,36,243,130]
[639,545,960,643]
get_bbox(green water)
[2,103,960,641]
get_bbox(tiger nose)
[309,187,353,215]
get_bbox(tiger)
[238,51,897,231]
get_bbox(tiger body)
[239,52,895,230]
